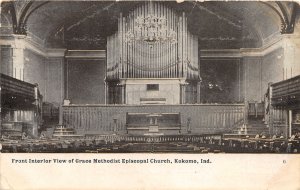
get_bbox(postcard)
[1,0,300,189]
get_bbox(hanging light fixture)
[125,1,177,46]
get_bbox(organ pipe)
[106,2,199,80]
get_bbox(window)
[147,84,159,91]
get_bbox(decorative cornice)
[46,48,67,58]
[2,33,300,59]
[200,49,241,58]
[25,37,47,56]
[200,34,300,58]
[65,50,106,59]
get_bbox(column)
[282,35,300,79]
[120,79,126,104]
[121,85,126,104]
[197,82,201,104]
[105,80,108,104]
[180,84,186,104]
[12,35,26,80]
[288,110,292,138]
[33,85,40,137]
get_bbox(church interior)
[1,0,300,153]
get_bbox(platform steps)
[230,116,270,137]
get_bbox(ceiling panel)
[1,1,291,49]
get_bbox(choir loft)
[1,1,300,153]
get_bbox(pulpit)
[126,112,181,136]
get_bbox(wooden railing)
[62,104,245,135]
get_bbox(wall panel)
[66,59,105,104]
[23,49,46,97]
[0,46,12,76]
[45,57,64,104]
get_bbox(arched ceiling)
[1,1,299,50]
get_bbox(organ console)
[106,2,200,105]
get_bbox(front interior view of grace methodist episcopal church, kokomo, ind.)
[1,0,300,153]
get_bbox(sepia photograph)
[0,0,300,189]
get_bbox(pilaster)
[11,35,26,80]
[281,34,300,79]
[197,81,201,104]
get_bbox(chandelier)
[125,2,177,46]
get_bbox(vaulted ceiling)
[1,1,299,50]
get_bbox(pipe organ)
[106,2,200,105]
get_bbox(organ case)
[106,2,200,104]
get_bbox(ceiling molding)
[261,2,286,33]
[6,1,290,50]
[25,38,47,56]
[22,1,50,28]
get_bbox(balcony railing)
[271,75,300,108]
[1,73,36,100]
